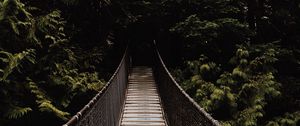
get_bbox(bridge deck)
[120,67,167,126]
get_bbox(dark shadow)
[130,40,154,66]
[127,21,157,66]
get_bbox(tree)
[0,0,117,125]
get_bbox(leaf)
[9,18,19,34]
[210,88,224,100]
[232,67,247,79]
[26,79,70,120]
[39,101,70,120]
[0,49,35,81]
[4,106,32,119]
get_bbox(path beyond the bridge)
[120,66,167,126]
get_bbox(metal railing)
[62,42,221,126]
[153,42,221,126]
[62,47,129,126]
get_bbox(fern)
[39,101,70,120]
[1,0,107,125]
[0,0,39,48]
[37,10,64,33]
[27,79,70,120]
[0,49,35,81]
[266,112,300,126]
[232,67,247,79]
[172,41,285,125]
[4,105,32,119]
[237,107,264,126]
[37,10,68,48]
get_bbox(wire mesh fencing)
[62,48,129,126]
[153,43,221,126]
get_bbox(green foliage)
[173,42,286,125]
[171,15,250,42]
[0,49,35,81]
[0,0,39,50]
[170,15,220,40]
[0,0,109,125]
[170,11,253,61]
[37,10,68,48]
[39,101,70,120]
[266,112,300,126]
[157,1,299,125]
[27,79,70,120]
[0,48,32,120]
[47,62,104,108]
[4,106,32,119]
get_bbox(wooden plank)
[125,103,161,107]
[126,98,160,101]
[124,107,162,110]
[122,117,164,121]
[120,67,166,126]
[126,101,160,104]
[124,110,162,114]
[123,114,163,118]
[121,122,166,126]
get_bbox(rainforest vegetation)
[0,0,299,126]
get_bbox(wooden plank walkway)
[120,67,167,126]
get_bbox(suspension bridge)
[62,43,221,126]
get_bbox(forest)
[0,0,299,126]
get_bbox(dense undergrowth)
[0,0,124,125]
[166,0,300,126]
